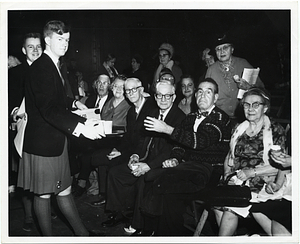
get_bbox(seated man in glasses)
[101,81,186,228]
[87,78,156,207]
[135,78,232,236]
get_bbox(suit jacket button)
[56,181,62,189]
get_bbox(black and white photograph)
[1,1,298,243]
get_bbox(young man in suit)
[101,81,186,229]
[8,32,43,232]
[18,20,104,236]
[9,33,43,118]
[137,78,232,236]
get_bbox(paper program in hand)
[237,67,260,99]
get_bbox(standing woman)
[153,43,182,88]
[205,34,264,122]
[177,74,197,115]
[99,53,119,81]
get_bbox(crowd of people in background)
[8,19,292,237]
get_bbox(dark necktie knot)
[196,111,208,119]
[159,114,164,121]
[96,97,101,108]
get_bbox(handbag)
[206,172,251,207]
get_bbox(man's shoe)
[22,222,34,232]
[101,214,127,227]
[86,196,106,207]
[131,229,155,236]
[124,225,137,234]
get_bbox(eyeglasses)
[159,76,174,82]
[155,93,174,100]
[159,53,169,58]
[242,102,265,110]
[215,44,231,52]
[125,86,142,94]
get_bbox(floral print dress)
[232,119,286,193]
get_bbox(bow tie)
[196,111,208,119]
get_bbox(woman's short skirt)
[251,199,292,232]
[17,139,71,195]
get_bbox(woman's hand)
[236,168,254,181]
[270,152,291,168]
[235,78,252,90]
[265,182,281,194]
[162,158,179,168]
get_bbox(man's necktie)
[57,60,61,70]
[159,114,164,121]
[95,97,101,108]
[57,60,65,85]
[196,111,208,119]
